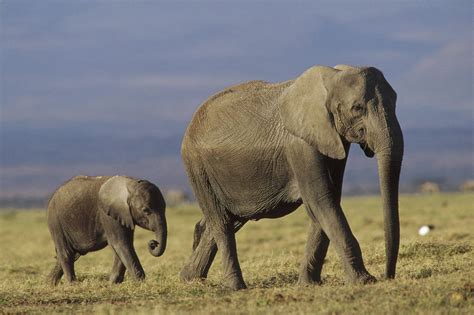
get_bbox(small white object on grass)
[418,225,433,236]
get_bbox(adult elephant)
[180,65,403,290]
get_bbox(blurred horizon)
[1,1,473,200]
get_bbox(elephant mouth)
[359,142,375,157]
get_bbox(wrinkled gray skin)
[47,175,167,285]
[180,65,403,290]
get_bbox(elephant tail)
[192,218,207,251]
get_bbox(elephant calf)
[46,175,167,285]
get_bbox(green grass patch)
[0,193,473,313]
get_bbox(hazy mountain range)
[1,122,472,200]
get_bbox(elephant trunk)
[375,119,403,279]
[148,213,167,257]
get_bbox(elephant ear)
[99,176,134,229]
[279,66,346,160]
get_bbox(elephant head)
[99,176,167,257]
[279,65,403,279]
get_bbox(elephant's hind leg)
[58,253,77,283]
[47,259,63,286]
[181,220,218,282]
[180,165,246,288]
[181,219,246,283]
[109,253,126,284]
[53,239,78,283]
[48,252,80,285]
[211,219,247,290]
[192,218,206,251]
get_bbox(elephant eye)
[143,208,152,215]
[352,104,365,114]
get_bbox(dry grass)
[0,193,473,314]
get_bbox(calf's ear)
[99,176,134,229]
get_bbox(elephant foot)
[65,278,78,285]
[109,274,125,284]
[297,268,323,286]
[47,268,63,286]
[47,275,61,286]
[129,270,145,282]
[297,274,322,286]
[346,271,377,285]
[223,276,247,290]
[180,264,203,282]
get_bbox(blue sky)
[1,1,472,196]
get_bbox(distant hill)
[1,124,472,205]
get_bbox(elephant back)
[47,176,112,243]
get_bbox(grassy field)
[0,193,473,314]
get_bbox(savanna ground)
[0,193,473,314]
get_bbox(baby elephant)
[47,175,167,285]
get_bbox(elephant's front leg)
[109,236,145,281]
[298,155,348,285]
[102,217,145,281]
[288,141,375,284]
[298,221,330,285]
